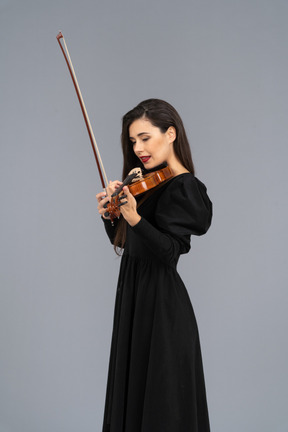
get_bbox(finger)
[122,186,135,202]
[118,194,127,201]
[98,196,109,205]
[99,205,110,219]
[118,201,128,207]
[103,198,112,209]
[96,191,107,202]
[122,185,131,195]
[106,181,123,196]
[108,180,123,187]
[111,183,126,197]
[97,196,110,211]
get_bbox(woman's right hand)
[96,180,123,220]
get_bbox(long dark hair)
[121,98,194,179]
[114,98,195,253]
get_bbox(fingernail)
[118,201,128,207]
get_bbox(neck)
[168,155,190,176]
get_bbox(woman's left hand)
[119,186,141,227]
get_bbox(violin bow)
[56,31,108,189]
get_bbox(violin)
[106,165,174,222]
[56,32,173,222]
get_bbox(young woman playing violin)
[96,99,212,432]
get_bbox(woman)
[96,99,212,432]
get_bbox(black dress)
[102,173,212,432]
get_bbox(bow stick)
[56,31,108,189]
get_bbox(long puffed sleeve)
[130,174,212,265]
[155,174,212,238]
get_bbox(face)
[129,118,176,170]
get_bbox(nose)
[133,140,143,154]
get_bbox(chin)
[144,163,156,171]
[143,161,168,173]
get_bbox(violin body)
[128,165,173,197]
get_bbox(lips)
[140,156,151,163]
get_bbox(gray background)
[0,0,287,431]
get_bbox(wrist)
[127,214,141,227]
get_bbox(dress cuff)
[130,217,152,237]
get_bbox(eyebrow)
[129,132,150,139]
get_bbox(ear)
[166,126,176,144]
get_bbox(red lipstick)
[140,156,151,163]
